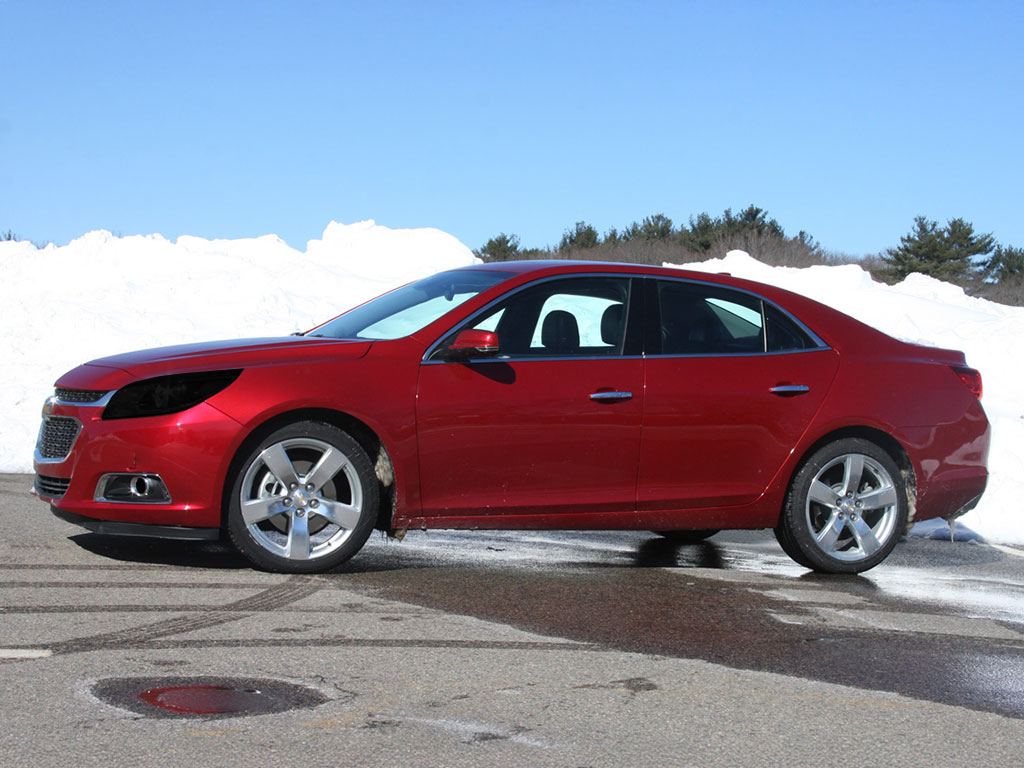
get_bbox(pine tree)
[722,205,784,239]
[883,217,944,279]
[622,213,673,241]
[985,244,1024,283]
[884,216,994,282]
[475,233,522,262]
[683,212,717,252]
[943,218,995,276]
[559,221,600,251]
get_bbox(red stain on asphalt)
[138,685,266,715]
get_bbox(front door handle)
[769,384,810,396]
[590,391,633,402]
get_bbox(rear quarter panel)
[719,281,989,524]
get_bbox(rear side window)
[656,281,764,355]
[653,279,820,355]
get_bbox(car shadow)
[632,537,727,569]
[69,533,251,569]
[62,530,733,574]
[66,526,1004,576]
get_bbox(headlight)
[102,370,242,420]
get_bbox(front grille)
[56,387,108,403]
[37,416,80,460]
[35,474,71,498]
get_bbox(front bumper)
[33,398,242,530]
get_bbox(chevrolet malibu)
[33,261,990,574]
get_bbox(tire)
[775,438,907,574]
[227,421,379,573]
[653,530,719,544]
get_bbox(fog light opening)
[95,473,172,504]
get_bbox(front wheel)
[227,421,379,573]
[775,438,907,574]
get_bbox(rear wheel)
[775,438,906,574]
[227,421,378,573]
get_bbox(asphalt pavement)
[2,472,1023,767]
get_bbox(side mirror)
[443,329,500,360]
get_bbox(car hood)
[55,337,373,391]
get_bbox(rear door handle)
[769,384,810,396]
[590,391,633,402]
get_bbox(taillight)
[951,365,983,399]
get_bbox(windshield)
[308,269,513,340]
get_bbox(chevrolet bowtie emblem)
[41,395,57,418]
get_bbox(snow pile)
[0,220,477,471]
[0,227,1020,544]
[671,251,1024,544]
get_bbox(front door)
[416,275,643,522]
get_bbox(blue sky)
[2,0,1022,256]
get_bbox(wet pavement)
[350,539,1024,719]
[2,472,1023,766]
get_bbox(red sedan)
[33,261,990,574]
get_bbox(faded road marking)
[0,648,52,659]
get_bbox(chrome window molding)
[422,347,829,364]
[644,346,833,360]
[422,354,646,366]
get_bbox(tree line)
[6,211,1022,305]
[475,206,1024,306]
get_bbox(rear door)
[639,278,839,512]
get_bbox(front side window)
[441,276,632,358]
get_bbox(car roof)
[455,259,811,302]
[454,259,918,358]
[458,259,725,280]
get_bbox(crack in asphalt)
[122,639,595,651]
[39,576,324,655]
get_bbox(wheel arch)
[787,426,918,526]
[219,407,397,532]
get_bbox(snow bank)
[669,251,1024,544]
[0,220,477,472]
[1,228,1019,545]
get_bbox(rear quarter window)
[764,303,819,352]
